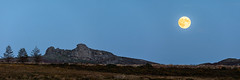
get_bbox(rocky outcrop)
[43,43,155,64]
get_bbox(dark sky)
[0,0,240,64]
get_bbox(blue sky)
[0,0,240,64]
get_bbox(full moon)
[178,16,191,29]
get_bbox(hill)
[201,58,240,65]
[43,43,156,64]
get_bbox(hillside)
[43,43,156,64]
[201,58,240,65]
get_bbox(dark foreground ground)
[0,63,239,80]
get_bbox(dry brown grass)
[0,63,235,80]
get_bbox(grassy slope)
[0,63,237,80]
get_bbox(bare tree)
[17,48,28,63]
[31,46,42,63]
[3,45,14,63]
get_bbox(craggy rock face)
[45,46,55,55]
[43,43,155,64]
[73,44,93,60]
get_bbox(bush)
[106,64,117,68]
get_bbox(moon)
[178,16,191,29]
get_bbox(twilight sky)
[0,0,240,64]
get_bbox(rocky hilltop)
[43,43,155,64]
[201,58,240,65]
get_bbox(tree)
[31,46,42,63]
[17,48,28,63]
[3,45,14,62]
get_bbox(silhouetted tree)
[31,46,42,63]
[17,48,28,63]
[3,45,14,63]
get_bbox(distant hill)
[43,43,156,64]
[200,58,240,65]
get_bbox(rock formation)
[43,43,155,64]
